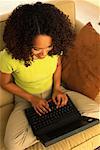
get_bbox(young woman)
[0,2,75,150]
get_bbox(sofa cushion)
[0,87,14,107]
[0,103,14,150]
[50,1,75,27]
[62,22,100,100]
[95,92,100,104]
[0,21,6,51]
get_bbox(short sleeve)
[0,49,17,73]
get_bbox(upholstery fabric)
[95,92,100,104]
[62,22,100,100]
[49,1,75,27]
[0,87,13,107]
[0,104,14,149]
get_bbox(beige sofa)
[0,1,100,150]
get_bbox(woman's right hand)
[30,96,51,116]
[0,72,50,116]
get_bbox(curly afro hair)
[3,2,75,67]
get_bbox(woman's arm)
[53,56,62,90]
[0,72,50,115]
[0,72,33,101]
[52,56,68,107]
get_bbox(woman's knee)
[4,136,23,150]
[62,88,99,118]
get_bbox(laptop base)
[36,116,99,147]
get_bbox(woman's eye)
[34,48,38,50]
[48,45,52,48]
[34,48,39,51]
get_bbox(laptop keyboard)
[25,97,81,134]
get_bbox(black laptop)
[25,96,99,147]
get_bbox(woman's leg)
[4,96,39,150]
[4,88,52,150]
[61,86,100,119]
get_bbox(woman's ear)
[31,48,34,53]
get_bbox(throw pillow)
[62,22,100,100]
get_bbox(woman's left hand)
[52,88,68,108]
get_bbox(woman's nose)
[41,49,47,56]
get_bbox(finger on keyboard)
[42,105,50,113]
[45,102,51,112]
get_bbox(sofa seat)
[26,124,100,150]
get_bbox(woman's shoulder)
[0,48,20,66]
[0,49,21,73]
[0,49,12,59]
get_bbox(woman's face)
[32,35,53,59]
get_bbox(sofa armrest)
[0,86,14,149]
[0,87,14,107]
[0,103,14,149]
[75,20,84,32]
[75,1,99,33]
